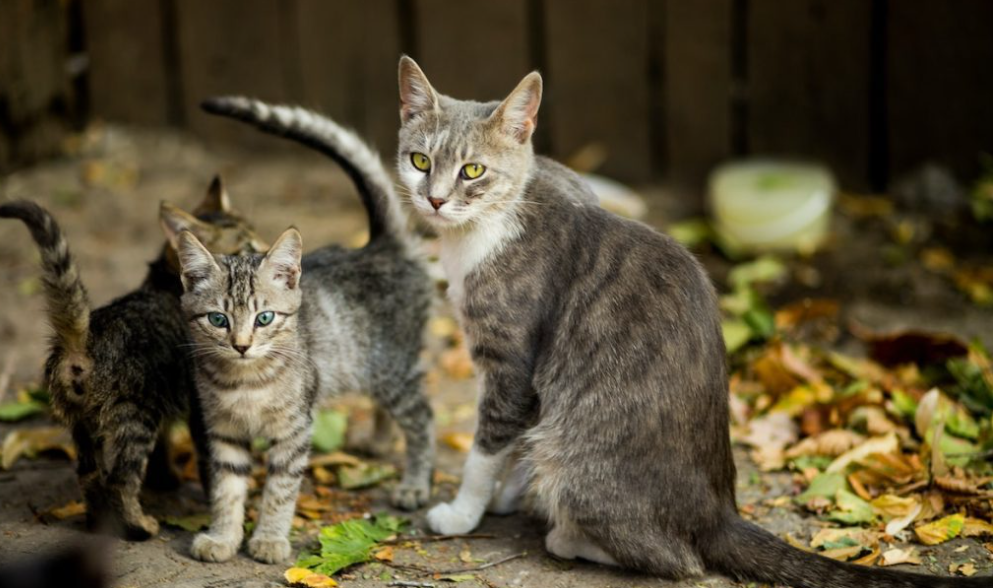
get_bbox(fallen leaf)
[880,547,922,566]
[162,513,211,532]
[373,546,394,562]
[827,490,875,525]
[441,432,473,453]
[856,328,968,367]
[871,494,920,519]
[439,574,477,583]
[826,432,899,474]
[956,562,977,577]
[963,517,993,539]
[295,514,407,576]
[821,544,864,561]
[0,399,47,422]
[285,567,338,587]
[337,462,396,490]
[1,426,76,469]
[309,451,362,469]
[440,346,474,380]
[914,514,965,545]
[796,472,848,506]
[429,317,459,340]
[312,409,348,453]
[48,500,86,520]
[459,545,473,564]
[786,429,865,459]
[774,298,840,331]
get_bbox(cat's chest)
[439,211,522,314]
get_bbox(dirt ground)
[0,126,990,587]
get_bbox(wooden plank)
[82,0,171,126]
[544,0,652,182]
[413,0,530,102]
[662,0,733,191]
[747,0,872,190]
[174,0,290,146]
[295,0,401,158]
[888,0,993,183]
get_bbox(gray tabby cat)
[0,181,264,540]
[171,100,434,564]
[397,56,985,588]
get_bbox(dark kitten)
[397,56,985,588]
[0,180,265,540]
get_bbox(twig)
[434,551,527,574]
[386,533,497,545]
[387,582,435,588]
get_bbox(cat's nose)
[428,197,446,210]
[233,344,250,356]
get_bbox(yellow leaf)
[870,494,919,519]
[440,346,474,380]
[2,426,76,469]
[963,517,993,538]
[285,567,338,587]
[826,432,899,474]
[821,545,863,561]
[373,546,394,562]
[429,316,459,339]
[48,500,86,520]
[459,546,473,564]
[914,514,965,545]
[441,432,473,453]
[880,547,922,566]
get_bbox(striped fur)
[2,186,264,541]
[201,96,406,244]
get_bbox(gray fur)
[0,181,264,541]
[399,56,987,588]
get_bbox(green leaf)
[297,514,408,576]
[722,319,752,355]
[743,307,776,340]
[312,409,348,453]
[796,471,847,505]
[727,256,787,290]
[889,389,918,420]
[826,490,875,525]
[337,462,396,490]
[667,218,712,248]
[162,513,211,532]
[0,399,47,422]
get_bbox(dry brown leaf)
[48,500,86,520]
[308,451,361,469]
[373,546,395,562]
[934,475,991,496]
[852,547,881,567]
[429,316,459,340]
[963,517,993,538]
[312,466,336,485]
[752,346,801,395]
[1,426,76,469]
[950,562,978,577]
[821,545,864,561]
[441,431,473,453]
[826,432,899,474]
[459,545,473,564]
[880,547,922,566]
[440,346,474,380]
[774,298,840,331]
[786,429,865,459]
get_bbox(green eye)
[461,163,486,180]
[411,152,431,172]
[207,312,229,328]
[255,311,275,327]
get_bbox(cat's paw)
[426,502,480,535]
[190,532,239,562]
[392,480,431,511]
[124,513,160,541]
[247,535,291,564]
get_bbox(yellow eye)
[411,152,431,172]
[461,163,486,180]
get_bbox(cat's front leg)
[191,435,252,562]
[247,420,311,564]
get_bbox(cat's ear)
[193,175,231,215]
[489,71,542,144]
[160,201,212,249]
[175,230,220,292]
[261,228,303,290]
[398,56,440,123]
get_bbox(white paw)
[426,502,480,535]
[247,535,291,564]
[190,532,239,562]
[392,480,431,511]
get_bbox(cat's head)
[397,56,542,229]
[175,227,303,363]
[159,176,268,269]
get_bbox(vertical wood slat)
[662,0,733,191]
[413,0,530,102]
[887,0,993,183]
[747,0,872,190]
[174,0,290,147]
[544,0,652,183]
[82,0,171,126]
[295,0,402,158]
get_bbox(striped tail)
[201,96,405,244]
[1,201,91,358]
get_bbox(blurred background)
[3,0,992,195]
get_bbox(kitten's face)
[176,228,303,364]
[397,57,542,229]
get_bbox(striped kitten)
[0,180,264,540]
[175,99,434,564]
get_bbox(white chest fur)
[439,208,523,312]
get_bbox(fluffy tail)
[200,96,404,244]
[1,201,90,357]
[707,518,988,588]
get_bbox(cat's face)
[160,176,269,269]
[397,57,542,229]
[176,228,303,364]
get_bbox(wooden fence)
[4,0,993,195]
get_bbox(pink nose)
[428,197,446,211]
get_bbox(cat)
[396,56,986,588]
[0,179,265,540]
[171,98,434,564]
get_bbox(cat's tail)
[705,516,987,588]
[0,201,91,358]
[200,96,405,245]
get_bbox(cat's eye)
[207,312,229,329]
[411,152,431,172]
[460,163,486,180]
[255,311,275,327]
